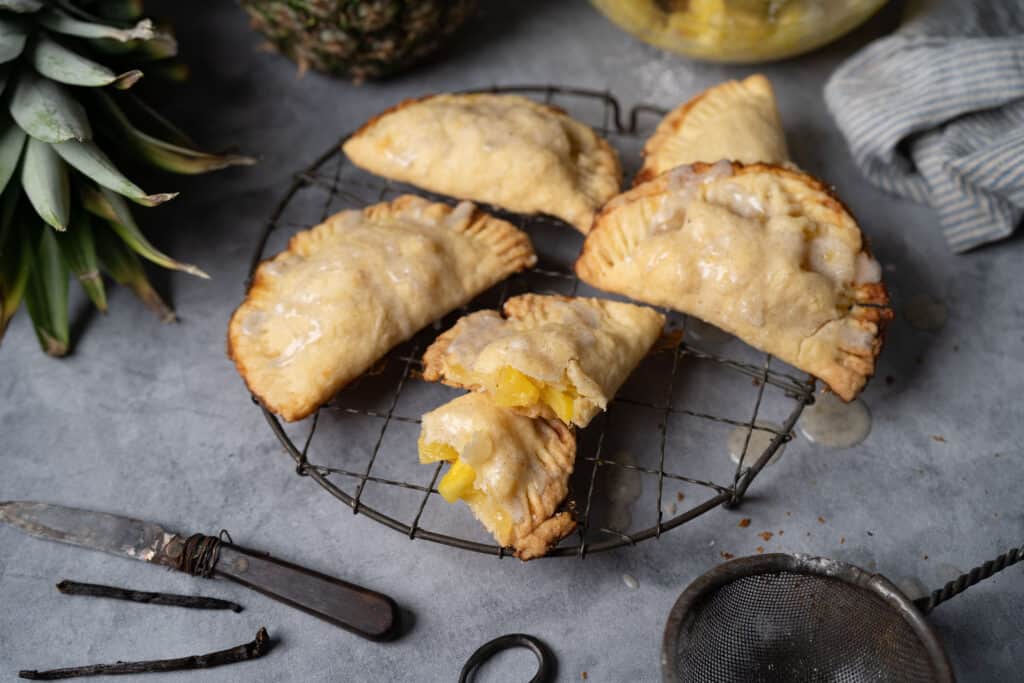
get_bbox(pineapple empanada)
[636,74,789,184]
[422,295,665,428]
[343,93,622,233]
[418,392,576,560]
[229,195,535,422]
[576,162,892,401]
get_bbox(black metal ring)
[458,633,554,683]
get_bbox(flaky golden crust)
[636,74,789,185]
[576,162,892,401]
[421,326,461,383]
[228,195,535,422]
[342,93,622,233]
[634,90,708,186]
[510,416,576,560]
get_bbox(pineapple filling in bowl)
[590,0,888,63]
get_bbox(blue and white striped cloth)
[824,0,1024,252]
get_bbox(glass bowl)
[591,0,888,63]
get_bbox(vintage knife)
[0,501,398,641]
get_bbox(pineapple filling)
[418,438,458,464]
[417,438,514,539]
[418,438,478,503]
[491,366,577,424]
[438,459,476,503]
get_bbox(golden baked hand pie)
[229,195,535,422]
[576,162,892,401]
[422,294,665,428]
[636,74,789,185]
[418,392,576,560]
[342,93,622,233]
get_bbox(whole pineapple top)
[241,0,477,82]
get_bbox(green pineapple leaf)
[82,184,207,279]
[52,138,176,206]
[22,137,70,230]
[10,70,92,143]
[0,190,30,341]
[54,208,106,311]
[88,29,177,60]
[0,119,27,195]
[116,93,194,147]
[31,34,143,89]
[0,0,43,13]
[94,221,175,322]
[96,92,255,173]
[0,17,29,64]
[39,9,154,42]
[23,225,70,356]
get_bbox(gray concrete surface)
[1,2,1022,681]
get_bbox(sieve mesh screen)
[673,571,941,683]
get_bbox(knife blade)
[0,501,399,641]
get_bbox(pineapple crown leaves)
[0,0,253,355]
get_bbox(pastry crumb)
[721,552,735,560]
[622,574,639,590]
[840,536,845,544]
[582,673,588,680]
[756,546,765,554]
[759,531,773,541]
[931,435,947,443]
[738,518,751,528]
[778,530,784,536]
[817,516,826,524]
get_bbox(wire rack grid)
[248,85,816,559]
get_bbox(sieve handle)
[914,544,1024,614]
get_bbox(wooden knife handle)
[213,542,398,640]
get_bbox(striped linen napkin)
[824,0,1024,252]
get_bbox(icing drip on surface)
[650,160,735,235]
[799,392,871,449]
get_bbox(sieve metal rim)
[660,553,954,683]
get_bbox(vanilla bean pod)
[56,580,243,612]
[18,627,270,680]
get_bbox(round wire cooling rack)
[247,85,817,559]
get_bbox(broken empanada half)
[422,294,665,428]
[576,161,892,401]
[342,93,622,233]
[636,74,789,185]
[419,392,576,560]
[228,195,536,422]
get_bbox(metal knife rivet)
[165,541,183,559]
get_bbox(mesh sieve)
[662,554,954,683]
